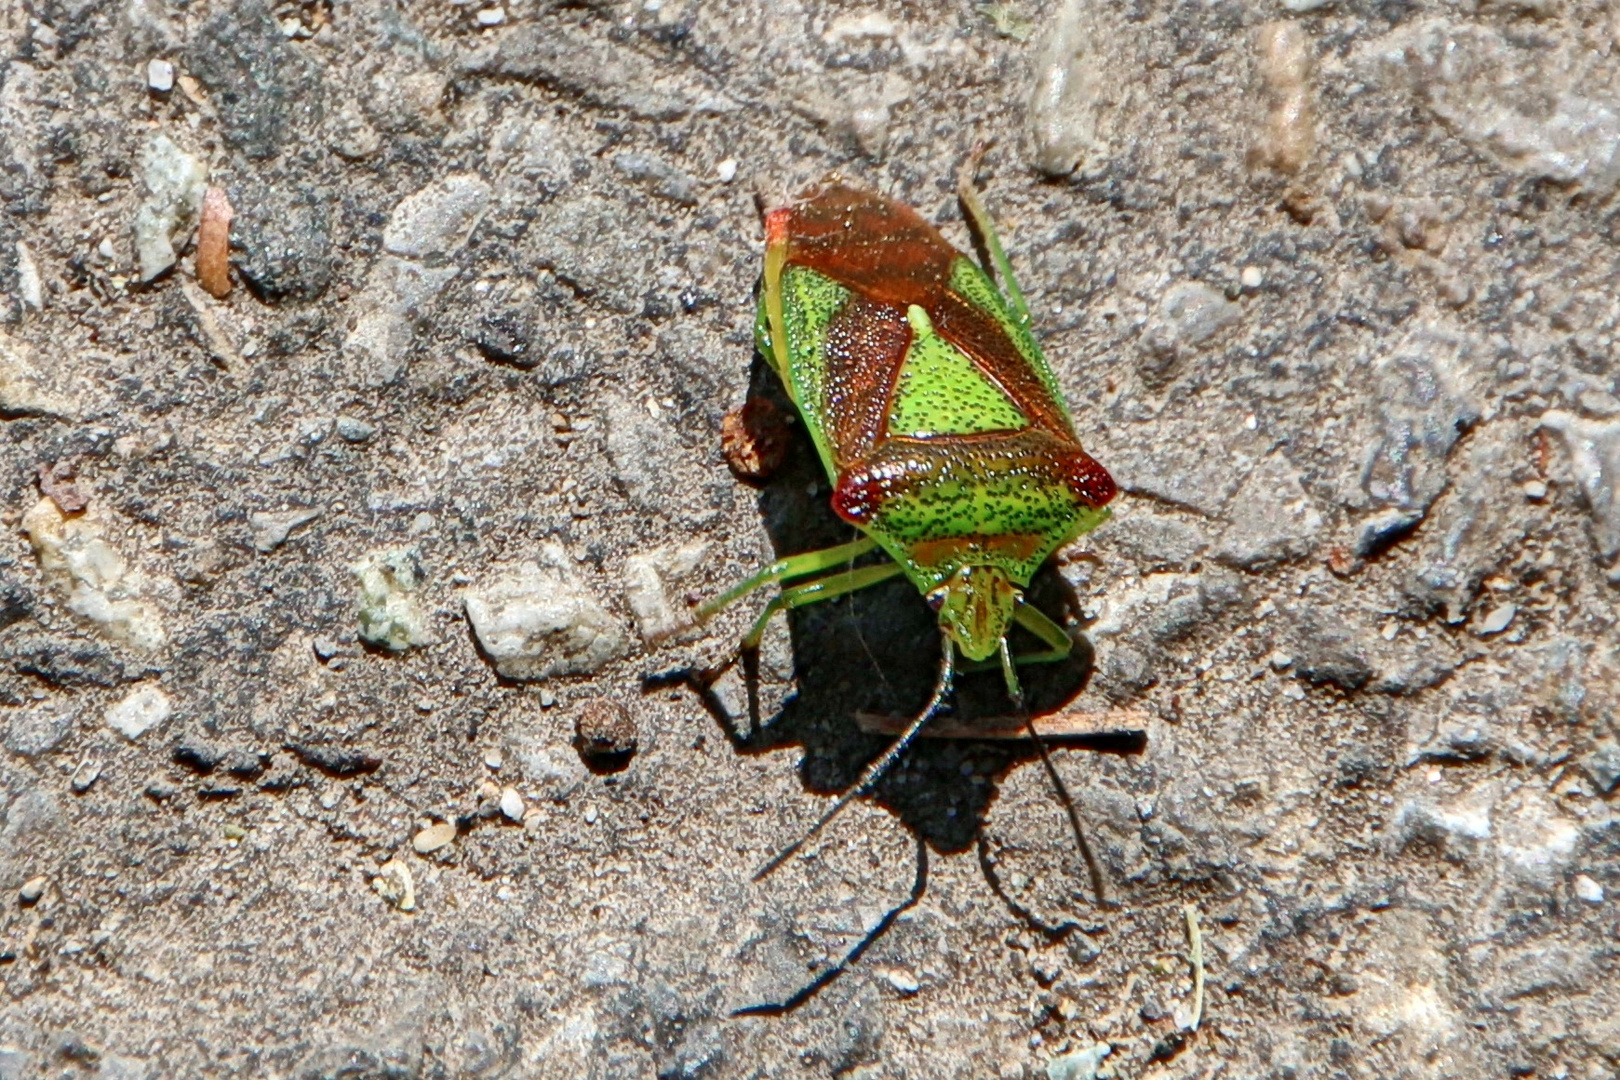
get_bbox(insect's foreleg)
[740,561,903,650]
[695,536,879,623]
[1010,601,1074,664]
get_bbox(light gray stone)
[131,133,206,282]
[354,547,431,652]
[465,545,627,680]
[4,704,69,758]
[104,684,173,740]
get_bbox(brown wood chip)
[854,707,1148,741]
[196,186,233,299]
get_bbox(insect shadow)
[652,354,1144,1013]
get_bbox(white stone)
[716,158,737,183]
[1475,603,1516,636]
[131,133,207,281]
[249,507,321,553]
[464,544,628,680]
[499,787,525,822]
[105,684,173,740]
[1046,1043,1112,1080]
[1240,265,1263,289]
[1148,281,1240,355]
[14,241,42,310]
[412,821,457,854]
[1026,0,1107,176]
[146,58,175,92]
[372,859,416,911]
[622,541,709,644]
[1573,874,1603,903]
[354,547,431,651]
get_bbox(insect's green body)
[736,181,1116,667]
[698,172,1120,975]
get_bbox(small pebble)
[1475,603,1517,637]
[499,787,524,822]
[146,58,175,93]
[475,6,505,25]
[335,416,375,443]
[1268,651,1293,671]
[413,821,457,854]
[886,967,920,995]
[483,749,504,771]
[20,875,47,905]
[717,158,738,183]
[1239,265,1263,289]
[70,760,102,794]
[372,859,416,911]
[1522,479,1548,501]
[584,806,599,825]
[574,698,639,770]
[1574,874,1603,903]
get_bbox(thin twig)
[1184,903,1205,1033]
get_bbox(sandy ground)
[0,1,1617,1077]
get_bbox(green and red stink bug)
[700,167,1117,872]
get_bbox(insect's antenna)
[1023,713,1110,907]
[753,644,956,881]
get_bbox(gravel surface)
[1,1,1617,1077]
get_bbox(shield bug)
[700,165,1117,873]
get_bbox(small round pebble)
[574,698,638,771]
[20,875,47,905]
[499,787,524,822]
[1239,265,1263,289]
[1475,603,1517,637]
[475,6,505,25]
[412,821,457,854]
[1522,479,1548,501]
[1573,874,1603,903]
[717,158,738,183]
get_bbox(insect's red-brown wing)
[779,185,1076,469]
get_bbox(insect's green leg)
[696,536,879,623]
[741,561,905,650]
[999,637,1023,706]
[1010,601,1074,664]
[957,170,1032,329]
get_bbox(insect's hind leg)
[957,154,1033,328]
[695,536,879,623]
